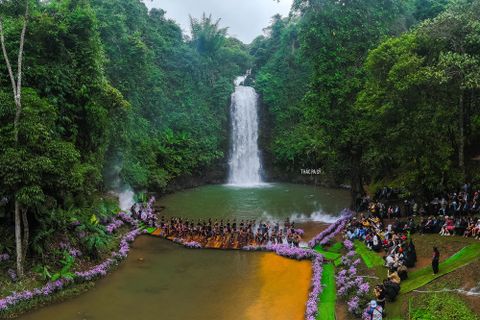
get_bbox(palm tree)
[189,13,228,56]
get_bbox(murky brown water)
[20,184,349,320]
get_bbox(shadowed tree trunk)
[458,91,465,179]
[350,148,365,210]
[14,201,23,276]
[22,208,29,262]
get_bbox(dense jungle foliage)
[252,0,480,198]
[0,0,250,274]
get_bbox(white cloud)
[142,0,293,43]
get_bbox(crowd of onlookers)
[357,184,480,217]
[345,215,417,314]
[355,184,480,240]
[352,184,479,319]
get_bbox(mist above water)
[105,159,135,212]
[119,189,135,211]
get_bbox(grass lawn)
[327,242,344,253]
[314,246,342,261]
[354,240,385,268]
[384,236,480,319]
[146,227,156,234]
[317,263,336,320]
[400,243,480,294]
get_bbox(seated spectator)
[397,263,408,281]
[404,218,416,234]
[440,216,455,236]
[373,285,386,309]
[387,268,401,284]
[405,240,417,268]
[464,219,475,237]
[383,279,400,302]
[421,217,432,234]
[473,219,480,239]
[365,300,383,320]
[372,234,381,252]
[385,255,395,269]
[455,218,467,236]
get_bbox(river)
[19,183,349,320]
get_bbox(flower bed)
[0,279,72,312]
[76,228,144,281]
[336,240,371,317]
[0,197,156,314]
[306,256,324,320]
[308,209,354,248]
[105,218,124,234]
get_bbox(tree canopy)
[252,0,480,198]
[0,0,251,271]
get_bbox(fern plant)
[34,264,52,281]
[51,252,75,281]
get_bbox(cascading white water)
[228,75,263,186]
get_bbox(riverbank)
[0,198,157,319]
[0,225,134,319]
[0,179,226,317]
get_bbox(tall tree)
[189,13,228,56]
[0,0,29,277]
[292,0,410,203]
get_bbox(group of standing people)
[156,216,303,249]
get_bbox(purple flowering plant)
[335,239,371,316]
[0,253,10,262]
[0,200,153,314]
[343,239,354,250]
[105,218,124,234]
[308,209,354,248]
[184,241,202,249]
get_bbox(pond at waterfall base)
[18,183,350,320]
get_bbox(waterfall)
[228,75,263,186]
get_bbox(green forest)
[0,0,251,279]
[0,0,479,315]
[253,0,479,199]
